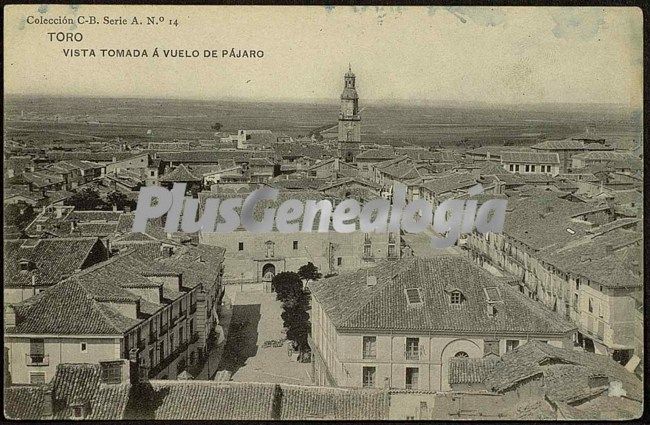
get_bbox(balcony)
[160,323,169,336]
[405,350,420,361]
[26,354,49,366]
[148,339,191,378]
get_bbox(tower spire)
[348,63,351,73]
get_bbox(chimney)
[42,387,53,418]
[129,348,148,385]
[605,244,614,255]
[487,304,496,317]
[366,275,377,287]
[55,207,63,219]
[112,204,118,212]
[124,205,131,213]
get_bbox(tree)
[273,272,303,303]
[66,187,106,210]
[298,262,322,283]
[272,271,311,355]
[5,203,35,229]
[106,191,136,211]
[211,122,223,131]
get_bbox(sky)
[4,5,643,107]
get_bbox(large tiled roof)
[146,381,277,420]
[448,356,500,385]
[420,173,477,195]
[278,384,389,420]
[309,257,575,335]
[573,151,638,161]
[483,341,643,402]
[159,164,201,182]
[539,228,642,288]
[4,386,46,419]
[500,151,560,164]
[5,363,131,420]
[502,192,604,251]
[8,276,140,335]
[4,237,103,288]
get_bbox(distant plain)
[4,95,642,149]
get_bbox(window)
[337,257,342,266]
[30,372,46,384]
[179,327,184,344]
[531,165,536,172]
[149,348,155,365]
[189,351,195,365]
[515,165,520,172]
[362,366,376,388]
[189,319,194,336]
[29,339,45,363]
[363,243,372,258]
[405,288,422,305]
[406,367,419,389]
[238,242,244,251]
[406,338,419,360]
[525,165,530,172]
[159,341,165,359]
[506,340,519,352]
[293,241,298,250]
[588,298,593,313]
[454,351,469,358]
[100,361,122,384]
[362,336,377,359]
[509,164,514,171]
[80,342,87,352]
[450,291,462,305]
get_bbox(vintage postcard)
[3,4,644,421]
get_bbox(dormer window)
[405,288,422,305]
[450,291,463,305]
[19,259,33,272]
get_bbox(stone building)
[308,257,575,392]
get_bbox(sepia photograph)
[2,4,644,420]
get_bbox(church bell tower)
[338,65,361,162]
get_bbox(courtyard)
[215,290,312,385]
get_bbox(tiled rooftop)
[309,257,575,335]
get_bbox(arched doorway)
[262,263,276,292]
[262,263,276,280]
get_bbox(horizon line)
[3,92,641,110]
